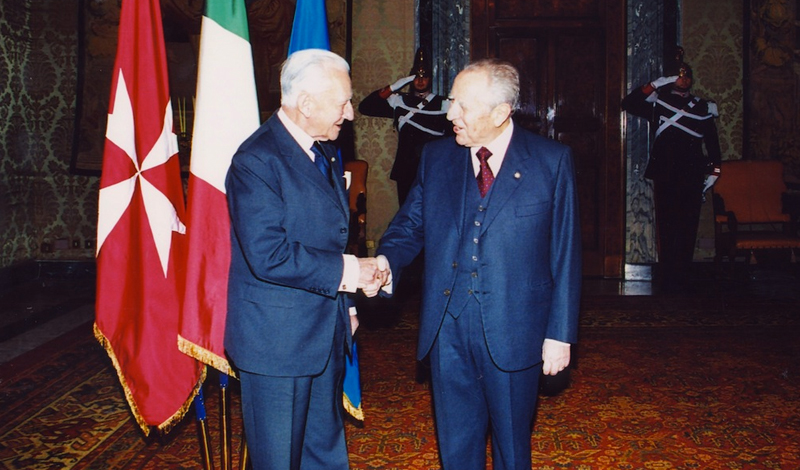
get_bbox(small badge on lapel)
[514,171,521,179]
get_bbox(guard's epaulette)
[707,101,719,117]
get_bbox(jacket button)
[452,262,458,268]
[443,289,451,296]
[340,228,347,234]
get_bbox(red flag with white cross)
[94,0,204,435]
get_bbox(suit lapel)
[445,145,470,238]
[481,131,528,232]
[275,119,348,218]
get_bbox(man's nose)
[344,101,355,121]
[446,104,458,121]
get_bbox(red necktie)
[476,147,494,197]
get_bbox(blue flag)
[287,0,363,421]
[288,0,330,52]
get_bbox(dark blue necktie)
[311,142,332,186]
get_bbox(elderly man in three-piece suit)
[376,59,582,470]
[225,49,383,470]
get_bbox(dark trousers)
[238,317,349,470]
[430,297,541,470]
[653,170,705,286]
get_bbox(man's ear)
[491,102,512,127]
[297,92,314,119]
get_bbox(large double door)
[471,0,626,278]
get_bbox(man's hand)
[375,255,393,290]
[650,75,678,89]
[542,340,571,376]
[390,75,416,92]
[357,257,390,297]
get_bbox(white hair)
[463,59,520,113]
[280,49,350,107]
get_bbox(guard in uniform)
[359,48,452,205]
[622,59,722,289]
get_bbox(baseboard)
[0,259,96,293]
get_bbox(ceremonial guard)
[622,50,721,289]
[359,48,452,204]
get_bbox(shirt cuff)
[340,254,359,293]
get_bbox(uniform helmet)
[410,47,432,78]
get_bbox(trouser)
[653,170,705,285]
[238,317,348,470]
[430,296,541,470]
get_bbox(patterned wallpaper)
[0,0,99,268]
[682,0,744,261]
[351,0,416,246]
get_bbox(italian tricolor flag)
[178,0,260,375]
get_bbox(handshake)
[356,256,392,297]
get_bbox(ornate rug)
[1,292,798,469]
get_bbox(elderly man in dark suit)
[376,58,582,470]
[225,49,382,470]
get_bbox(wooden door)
[471,0,625,278]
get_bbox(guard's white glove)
[703,174,718,193]
[390,75,416,92]
[650,75,679,89]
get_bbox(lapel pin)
[514,171,521,179]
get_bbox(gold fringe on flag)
[94,323,206,436]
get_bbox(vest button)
[443,289,451,296]
[452,262,458,268]
[471,272,478,278]
[468,289,473,295]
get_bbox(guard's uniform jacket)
[622,85,721,181]
[359,89,451,190]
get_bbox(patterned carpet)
[1,287,798,470]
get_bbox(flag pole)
[239,437,249,470]
[219,373,231,470]
[194,388,215,470]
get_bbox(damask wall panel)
[682,0,743,261]
[0,0,98,268]
[682,0,743,163]
[351,0,416,246]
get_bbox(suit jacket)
[225,113,352,377]
[377,123,582,372]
